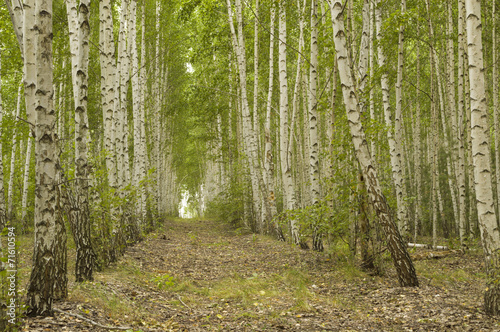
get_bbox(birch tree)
[66,0,96,282]
[309,0,322,251]
[26,0,62,314]
[328,0,419,287]
[465,0,500,315]
[279,0,301,246]
[99,0,117,187]
[374,0,406,232]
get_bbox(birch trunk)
[4,0,23,50]
[328,0,419,287]
[138,0,147,220]
[413,24,422,242]
[253,0,260,155]
[309,0,322,251]
[21,135,32,227]
[374,0,406,232]
[227,0,267,230]
[115,0,130,190]
[263,5,283,240]
[465,0,500,315]
[130,0,143,223]
[99,0,117,187]
[70,0,95,282]
[7,84,22,219]
[27,0,63,314]
[457,0,467,244]
[394,0,407,234]
[369,0,375,156]
[23,0,36,131]
[279,0,300,245]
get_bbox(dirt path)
[22,218,500,331]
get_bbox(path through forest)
[22,219,500,331]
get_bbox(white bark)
[309,0,322,251]
[23,0,36,129]
[457,0,467,244]
[374,0,405,231]
[279,0,299,245]
[21,135,32,226]
[27,0,60,314]
[466,0,500,315]
[130,0,143,220]
[328,0,418,287]
[115,0,130,189]
[154,0,161,210]
[394,0,407,233]
[227,0,267,230]
[138,0,147,219]
[7,84,23,218]
[99,0,117,187]
[414,25,422,242]
[263,5,281,238]
[466,0,500,261]
[66,0,78,102]
[4,0,23,50]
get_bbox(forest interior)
[2,0,500,330]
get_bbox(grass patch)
[69,281,146,324]
[206,268,315,311]
[415,257,486,287]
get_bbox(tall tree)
[328,0,419,287]
[465,0,500,315]
[67,0,96,282]
[309,0,322,251]
[27,0,62,315]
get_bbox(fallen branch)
[176,295,192,311]
[408,243,448,250]
[53,308,134,331]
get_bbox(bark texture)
[328,0,419,287]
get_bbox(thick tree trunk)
[465,0,500,315]
[99,0,117,187]
[27,0,65,315]
[70,0,95,282]
[328,0,419,287]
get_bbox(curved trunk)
[328,0,419,287]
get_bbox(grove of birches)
[1,0,500,325]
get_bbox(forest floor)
[17,218,500,331]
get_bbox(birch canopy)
[2,0,500,325]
